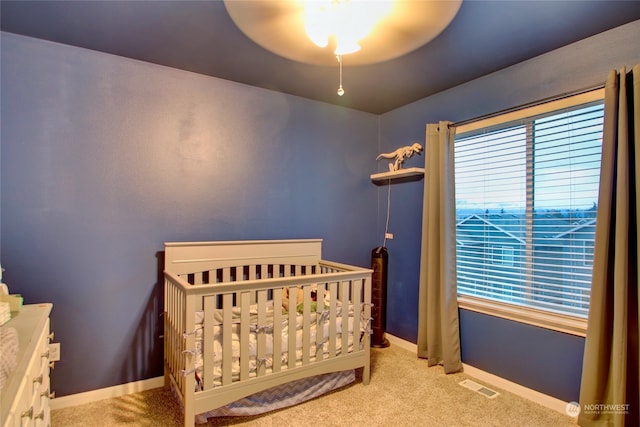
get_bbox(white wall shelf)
[370,167,425,184]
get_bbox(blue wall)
[460,311,585,403]
[0,33,379,396]
[377,20,640,402]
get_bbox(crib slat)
[287,286,297,369]
[165,278,177,390]
[239,292,251,381]
[249,265,257,304]
[203,295,215,390]
[328,281,337,358]
[315,284,326,361]
[256,289,268,377]
[272,288,283,373]
[174,283,183,392]
[165,279,172,378]
[166,278,173,363]
[221,293,233,386]
[352,279,362,351]
[173,283,185,422]
[183,286,196,421]
[341,281,349,355]
[301,285,311,364]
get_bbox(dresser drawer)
[4,378,30,427]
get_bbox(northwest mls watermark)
[565,401,631,417]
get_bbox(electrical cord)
[382,177,391,247]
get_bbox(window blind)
[454,93,604,318]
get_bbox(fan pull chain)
[337,55,345,96]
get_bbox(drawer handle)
[33,374,43,384]
[41,389,55,399]
[49,361,56,369]
[48,332,55,341]
[21,407,33,419]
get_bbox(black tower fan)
[371,246,390,347]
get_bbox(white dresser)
[1,304,54,427]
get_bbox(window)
[454,89,604,335]
[489,246,514,266]
[501,246,515,266]
[582,239,595,267]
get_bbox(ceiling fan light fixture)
[224,0,462,97]
[301,0,393,56]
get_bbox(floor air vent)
[459,379,500,399]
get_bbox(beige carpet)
[51,345,577,426]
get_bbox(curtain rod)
[449,82,605,129]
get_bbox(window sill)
[457,295,587,337]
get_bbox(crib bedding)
[194,369,355,422]
[192,299,362,388]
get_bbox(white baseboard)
[386,333,419,353]
[460,364,571,415]
[50,376,164,410]
[384,333,571,417]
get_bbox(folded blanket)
[0,326,18,390]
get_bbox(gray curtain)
[578,65,639,427]
[417,121,462,373]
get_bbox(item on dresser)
[0,294,23,313]
[0,326,19,390]
[164,239,373,426]
[0,303,10,325]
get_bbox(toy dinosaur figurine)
[376,142,423,171]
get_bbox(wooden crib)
[163,239,372,425]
